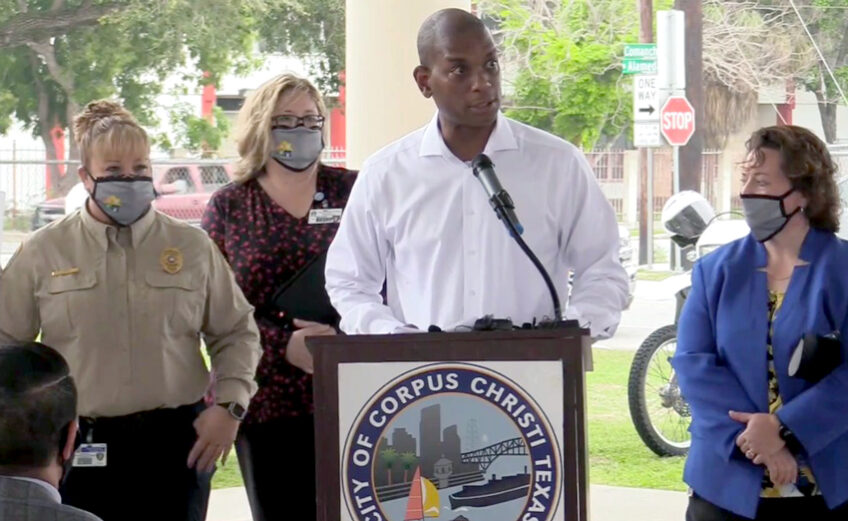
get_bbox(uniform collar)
[419,111,519,159]
[81,200,156,249]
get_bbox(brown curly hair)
[745,125,841,232]
[73,100,149,167]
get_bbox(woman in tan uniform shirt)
[0,101,261,521]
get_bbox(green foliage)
[259,0,345,96]
[0,0,280,161]
[159,105,231,157]
[485,0,647,148]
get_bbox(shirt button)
[469,290,477,296]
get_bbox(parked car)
[31,164,233,230]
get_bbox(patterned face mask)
[270,127,324,172]
[87,173,156,226]
[740,188,800,242]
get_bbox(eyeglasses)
[271,115,325,130]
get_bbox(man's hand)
[730,411,784,460]
[284,319,336,374]
[759,447,798,487]
[187,405,240,473]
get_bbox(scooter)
[627,192,749,457]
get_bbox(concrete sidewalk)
[207,484,688,521]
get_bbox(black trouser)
[60,401,213,521]
[236,415,316,521]
[687,492,848,521]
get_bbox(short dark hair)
[745,125,841,232]
[417,8,489,66]
[0,342,77,469]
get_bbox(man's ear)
[61,419,79,462]
[413,65,433,98]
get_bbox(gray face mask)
[270,127,324,172]
[88,174,156,226]
[741,188,800,242]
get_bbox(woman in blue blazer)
[673,125,848,520]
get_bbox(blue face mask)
[87,173,156,226]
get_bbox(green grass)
[212,453,245,489]
[211,349,686,492]
[636,270,675,282]
[587,349,686,491]
[3,213,30,232]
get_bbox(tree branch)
[26,40,74,95]
[0,2,124,48]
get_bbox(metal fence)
[1,147,347,218]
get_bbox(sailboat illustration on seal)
[403,467,440,520]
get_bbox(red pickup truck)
[31,164,233,229]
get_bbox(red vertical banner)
[777,79,795,126]
[329,71,347,166]
[46,125,66,190]
[201,71,216,121]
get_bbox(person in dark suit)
[0,342,100,521]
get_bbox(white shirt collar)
[3,476,62,503]
[419,111,519,160]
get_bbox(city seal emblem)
[342,363,562,521]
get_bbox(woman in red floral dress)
[201,73,356,521]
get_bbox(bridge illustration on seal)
[460,437,527,472]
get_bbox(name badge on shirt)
[73,444,107,467]
[308,208,343,225]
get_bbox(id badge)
[73,443,107,467]
[308,208,343,224]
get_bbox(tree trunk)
[387,467,392,486]
[814,70,838,144]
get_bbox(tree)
[701,0,812,147]
[380,448,398,486]
[481,0,676,148]
[0,0,287,195]
[399,452,418,483]
[788,0,848,143]
[258,0,345,96]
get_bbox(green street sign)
[624,43,657,60]
[623,60,658,75]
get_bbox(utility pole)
[638,0,653,266]
[674,0,703,192]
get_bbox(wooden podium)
[309,327,589,521]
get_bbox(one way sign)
[634,74,659,122]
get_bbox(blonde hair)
[73,100,150,167]
[233,73,327,182]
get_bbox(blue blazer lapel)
[718,235,770,411]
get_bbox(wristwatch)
[778,422,803,454]
[218,402,247,421]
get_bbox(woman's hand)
[730,411,784,460]
[284,319,336,374]
[760,447,798,487]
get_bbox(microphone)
[470,153,563,323]
[471,154,524,236]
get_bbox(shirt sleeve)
[201,237,262,407]
[325,168,407,334]
[0,241,40,343]
[561,149,630,339]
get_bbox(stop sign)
[660,96,695,146]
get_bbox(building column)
[345,0,472,169]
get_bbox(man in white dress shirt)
[0,342,101,521]
[326,8,628,339]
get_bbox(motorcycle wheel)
[627,324,691,457]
